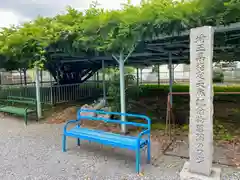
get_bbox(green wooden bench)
[0,96,38,125]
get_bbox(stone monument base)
[180,162,221,180]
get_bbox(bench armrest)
[137,129,150,142]
[63,119,81,133]
[137,129,150,138]
[25,107,30,112]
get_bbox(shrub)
[138,84,240,97]
[213,69,224,83]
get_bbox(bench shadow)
[0,113,39,125]
[65,138,148,166]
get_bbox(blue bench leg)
[136,147,140,173]
[62,135,66,152]
[147,140,151,164]
[77,138,80,146]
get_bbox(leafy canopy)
[0,0,240,70]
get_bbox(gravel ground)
[0,116,239,180]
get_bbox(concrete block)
[180,162,221,180]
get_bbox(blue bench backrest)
[77,109,151,130]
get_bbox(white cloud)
[0,11,18,27]
[0,10,30,28]
[97,0,141,10]
[0,0,141,28]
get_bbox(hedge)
[140,84,240,93]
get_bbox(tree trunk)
[23,69,27,85]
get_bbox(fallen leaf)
[167,163,178,168]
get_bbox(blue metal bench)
[62,109,151,173]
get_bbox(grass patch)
[151,123,166,130]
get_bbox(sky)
[0,0,141,28]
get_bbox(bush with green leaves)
[213,68,224,83]
[107,68,141,112]
[139,84,240,96]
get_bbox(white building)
[136,61,240,83]
[135,64,190,83]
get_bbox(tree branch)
[112,54,119,63]
[124,45,136,62]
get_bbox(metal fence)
[0,70,106,105]
[0,81,103,105]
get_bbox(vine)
[0,0,239,70]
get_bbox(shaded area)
[45,22,240,85]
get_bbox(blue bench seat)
[66,127,149,150]
[62,109,151,173]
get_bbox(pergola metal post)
[140,68,143,84]
[40,69,43,86]
[102,60,106,104]
[0,71,2,85]
[169,52,173,105]
[157,64,160,86]
[172,66,175,83]
[136,67,139,87]
[49,71,54,105]
[23,69,27,85]
[96,71,99,88]
[166,52,173,138]
[19,70,23,85]
[35,66,42,119]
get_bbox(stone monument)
[180,26,221,180]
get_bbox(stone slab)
[189,26,214,175]
[180,161,221,180]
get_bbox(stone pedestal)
[180,162,221,180]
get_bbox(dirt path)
[0,114,240,180]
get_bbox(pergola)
[44,22,240,132]
[50,22,240,66]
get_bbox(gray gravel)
[0,116,239,180]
